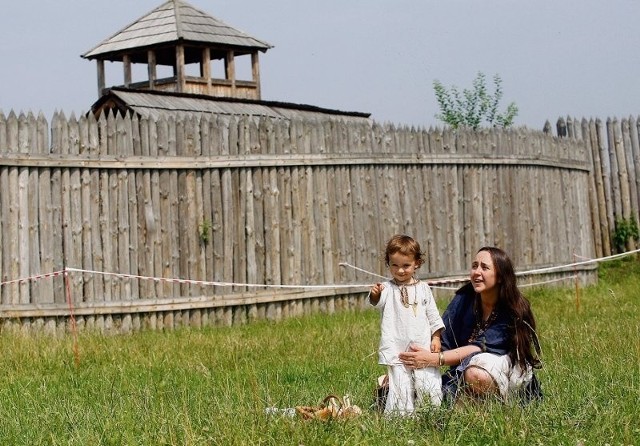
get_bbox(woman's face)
[470,250,499,296]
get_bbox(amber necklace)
[392,278,419,316]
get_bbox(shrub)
[612,216,639,252]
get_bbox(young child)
[369,235,444,415]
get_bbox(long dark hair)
[478,247,542,371]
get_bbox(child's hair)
[384,235,424,267]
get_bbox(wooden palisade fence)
[558,116,640,257]
[0,108,624,333]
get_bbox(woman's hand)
[398,344,438,369]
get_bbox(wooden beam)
[176,45,185,93]
[0,287,369,318]
[226,50,236,93]
[202,48,212,93]
[123,54,132,87]
[252,52,261,99]
[0,153,593,171]
[97,60,105,96]
[147,50,157,89]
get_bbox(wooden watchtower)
[81,0,272,101]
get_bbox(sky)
[2,0,640,131]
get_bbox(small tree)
[433,72,518,130]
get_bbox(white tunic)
[372,280,445,365]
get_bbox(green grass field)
[0,256,638,445]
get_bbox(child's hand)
[368,283,385,304]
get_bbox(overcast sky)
[2,0,640,131]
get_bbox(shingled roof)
[82,0,272,61]
[91,88,372,123]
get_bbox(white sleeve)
[370,281,390,308]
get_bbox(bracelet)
[438,351,445,367]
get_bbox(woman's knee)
[464,366,496,395]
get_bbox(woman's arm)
[399,344,481,369]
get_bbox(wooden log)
[3,114,20,304]
[289,167,303,285]
[398,162,414,237]
[606,119,623,220]
[68,160,84,302]
[87,115,105,303]
[0,165,13,304]
[210,165,224,295]
[136,162,153,299]
[244,170,258,287]
[168,116,181,296]
[464,165,481,257]
[147,118,162,298]
[407,165,427,260]
[115,114,132,301]
[596,120,615,248]
[450,162,464,270]
[581,119,603,258]
[59,144,75,298]
[413,173,436,261]
[490,166,508,255]
[633,118,640,219]
[592,119,613,254]
[263,167,281,286]
[627,116,640,221]
[234,165,247,292]
[348,165,368,282]
[125,115,141,301]
[302,167,320,283]
[184,115,202,295]
[221,117,236,291]
[157,117,173,297]
[251,167,265,287]
[307,123,325,283]
[523,166,537,263]
[193,168,207,296]
[334,164,354,283]
[316,166,335,283]
[199,116,214,295]
[17,113,31,156]
[278,166,294,284]
[177,168,190,294]
[621,118,639,220]
[615,119,632,221]
[243,118,266,286]
[0,111,6,154]
[116,114,135,299]
[18,160,31,304]
[79,116,95,303]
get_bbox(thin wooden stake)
[64,269,80,367]
[574,254,580,312]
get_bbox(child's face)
[388,252,419,285]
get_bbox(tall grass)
[0,256,638,445]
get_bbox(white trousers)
[385,364,442,415]
[466,352,533,399]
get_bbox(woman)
[398,246,542,403]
